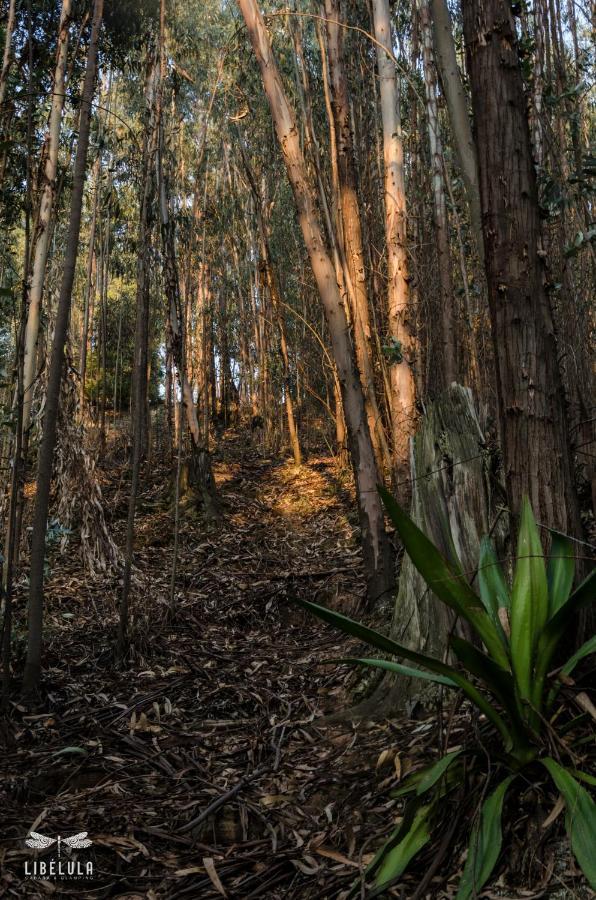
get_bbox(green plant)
[297,493,596,897]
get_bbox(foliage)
[298,494,596,895]
[381,337,404,364]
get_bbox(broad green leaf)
[450,637,523,725]
[547,531,575,617]
[450,636,514,704]
[296,598,513,747]
[375,802,433,887]
[296,599,461,680]
[379,487,509,670]
[478,536,510,619]
[561,635,596,679]
[570,769,596,788]
[335,657,457,687]
[533,568,596,707]
[362,797,424,882]
[51,746,88,757]
[391,773,425,798]
[541,758,596,889]
[450,638,533,754]
[510,497,548,701]
[391,760,463,799]
[456,775,515,899]
[416,750,462,795]
[554,566,595,620]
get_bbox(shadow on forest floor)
[0,429,590,898]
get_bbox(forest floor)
[0,428,591,899]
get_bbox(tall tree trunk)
[371,0,418,498]
[23,0,103,696]
[217,287,237,427]
[79,158,99,410]
[462,0,581,537]
[157,45,219,517]
[236,135,302,465]
[98,202,109,453]
[530,0,545,167]
[429,0,484,266]
[229,239,254,415]
[22,0,72,436]
[0,0,17,118]
[1,284,27,703]
[118,37,160,654]
[258,252,302,465]
[197,264,212,439]
[323,0,391,475]
[360,385,508,715]
[237,0,394,604]
[420,0,457,387]
[334,375,348,468]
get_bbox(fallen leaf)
[203,857,227,897]
[542,794,565,829]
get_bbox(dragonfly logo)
[24,831,94,880]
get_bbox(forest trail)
[2,431,433,899]
[1,0,593,893]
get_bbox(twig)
[177,765,266,836]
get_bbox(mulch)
[0,432,590,898]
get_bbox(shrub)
[298,493,595,896]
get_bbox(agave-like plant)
[298,492,596,897]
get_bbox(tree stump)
[358,384,508,714]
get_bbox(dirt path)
[1,435,415,898]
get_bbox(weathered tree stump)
[357,384,508,714]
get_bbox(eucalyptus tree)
[323,0,391,475]
[371,0,418,497]
[21,0,73,438]
[429,0,483,266]
[0,0,17,116]
[24,0,104,695]
[235,130,302,465]
[118,31,160,656]
[236,0,394,604]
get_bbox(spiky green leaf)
[547,531,575,617]
[416,750,462,796]
[333,657,457,687]
[456,775,515,899]
[450,637,521,720]
[560,635,596,679]
[510,497,548,701]
[295,598,513,747]
[375,801,433,887]
[478,536,510,616]
[379,487,509,669]
[541,758,596,889]
[533,568,596,708]
[570,769,596,788]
